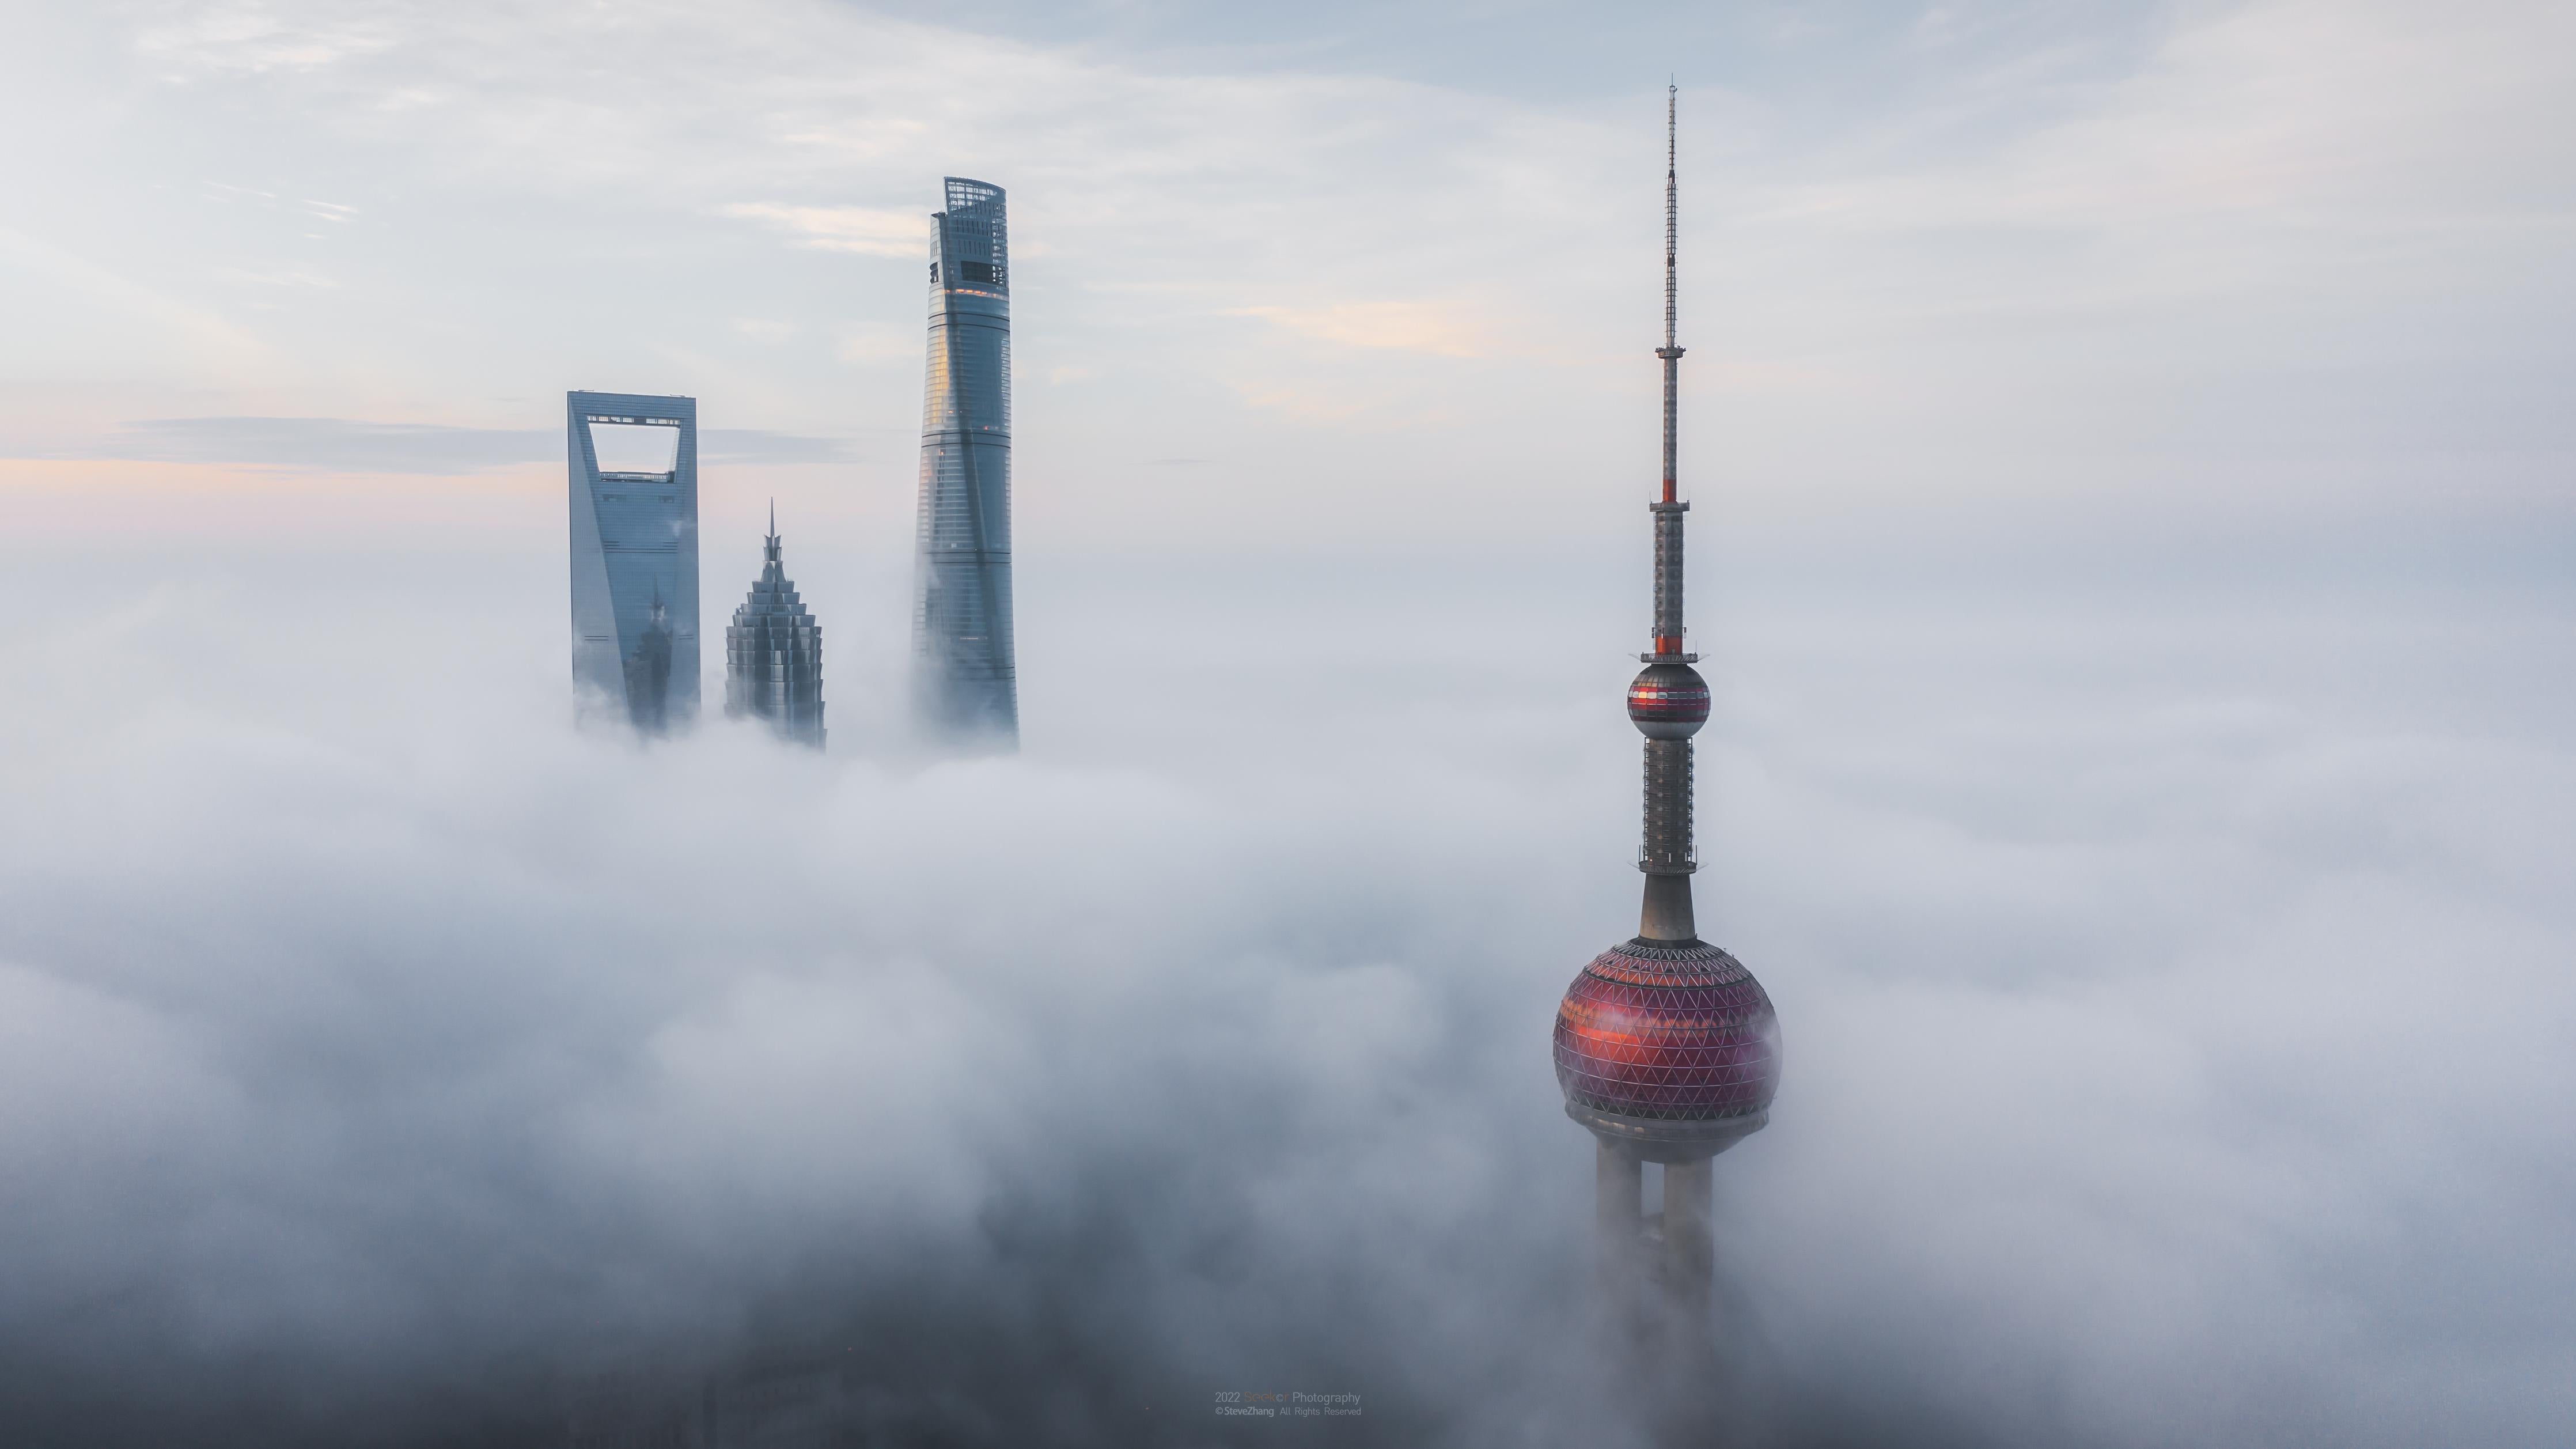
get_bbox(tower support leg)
[1661,1156,1714,1330]
[1595,1140,1645,1319]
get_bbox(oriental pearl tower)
[1554,85,1782,1338]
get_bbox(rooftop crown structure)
[725,504,827,749]
[568,391,699,733]
[911,176,1018,748]
[1552,88,1782,1341]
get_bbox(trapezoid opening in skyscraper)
[910,176,1019,750]
[567,391,700,735]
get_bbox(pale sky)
[6,0,2569,565]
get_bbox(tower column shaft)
[1639,739,1697,941]
[1595,1141,1645,1310]
[1640,871,1696,944]
[1651,500,1687,650]
[1640,740,1694,872]
[1661,1157,1714,1325]
[1661,355,1679,495]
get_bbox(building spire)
[1659,81,1681,513]
[1665,80,1679,359]
[1636,82,1706,944]
[1650,81,1689,660]
[726,502,827,750]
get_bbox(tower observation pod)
[1552,86,1782,1345]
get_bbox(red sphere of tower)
[1554,939,1779,1159]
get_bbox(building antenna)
[1658,82,1682,512]
[1665,80,1678,357]
[1651,82,1688,661]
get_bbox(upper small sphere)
[1627,661,1710,739]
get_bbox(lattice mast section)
[1639,83,1701,943]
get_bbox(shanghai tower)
[1552,88,1781,1345]
[911,176,1018,747]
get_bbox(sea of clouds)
[0,498,2567,1446]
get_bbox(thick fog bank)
[0,525,2569,1447]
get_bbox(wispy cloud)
[1233,300,1505,358]
[101,417,546,472]
[134,3,397,75]
[39,417,853,472]
[213,266,341,290]
[835,326,919,366]
[718,203,927,258]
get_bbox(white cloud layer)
[0,504,2569,1442]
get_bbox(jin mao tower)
[725,504,827,749]
[1552,89,1782,1340]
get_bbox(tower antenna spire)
[1665,80,1678,357]
[1642,82,1697,937]
[1650,82,1688,654]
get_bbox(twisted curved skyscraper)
[911,176,1018,747]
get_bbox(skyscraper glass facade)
[725,510,826,749]
[568,391,699,732]
[911,176,1018,746]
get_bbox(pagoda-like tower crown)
[725,504,827,749]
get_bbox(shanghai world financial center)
[568,391,700,732]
